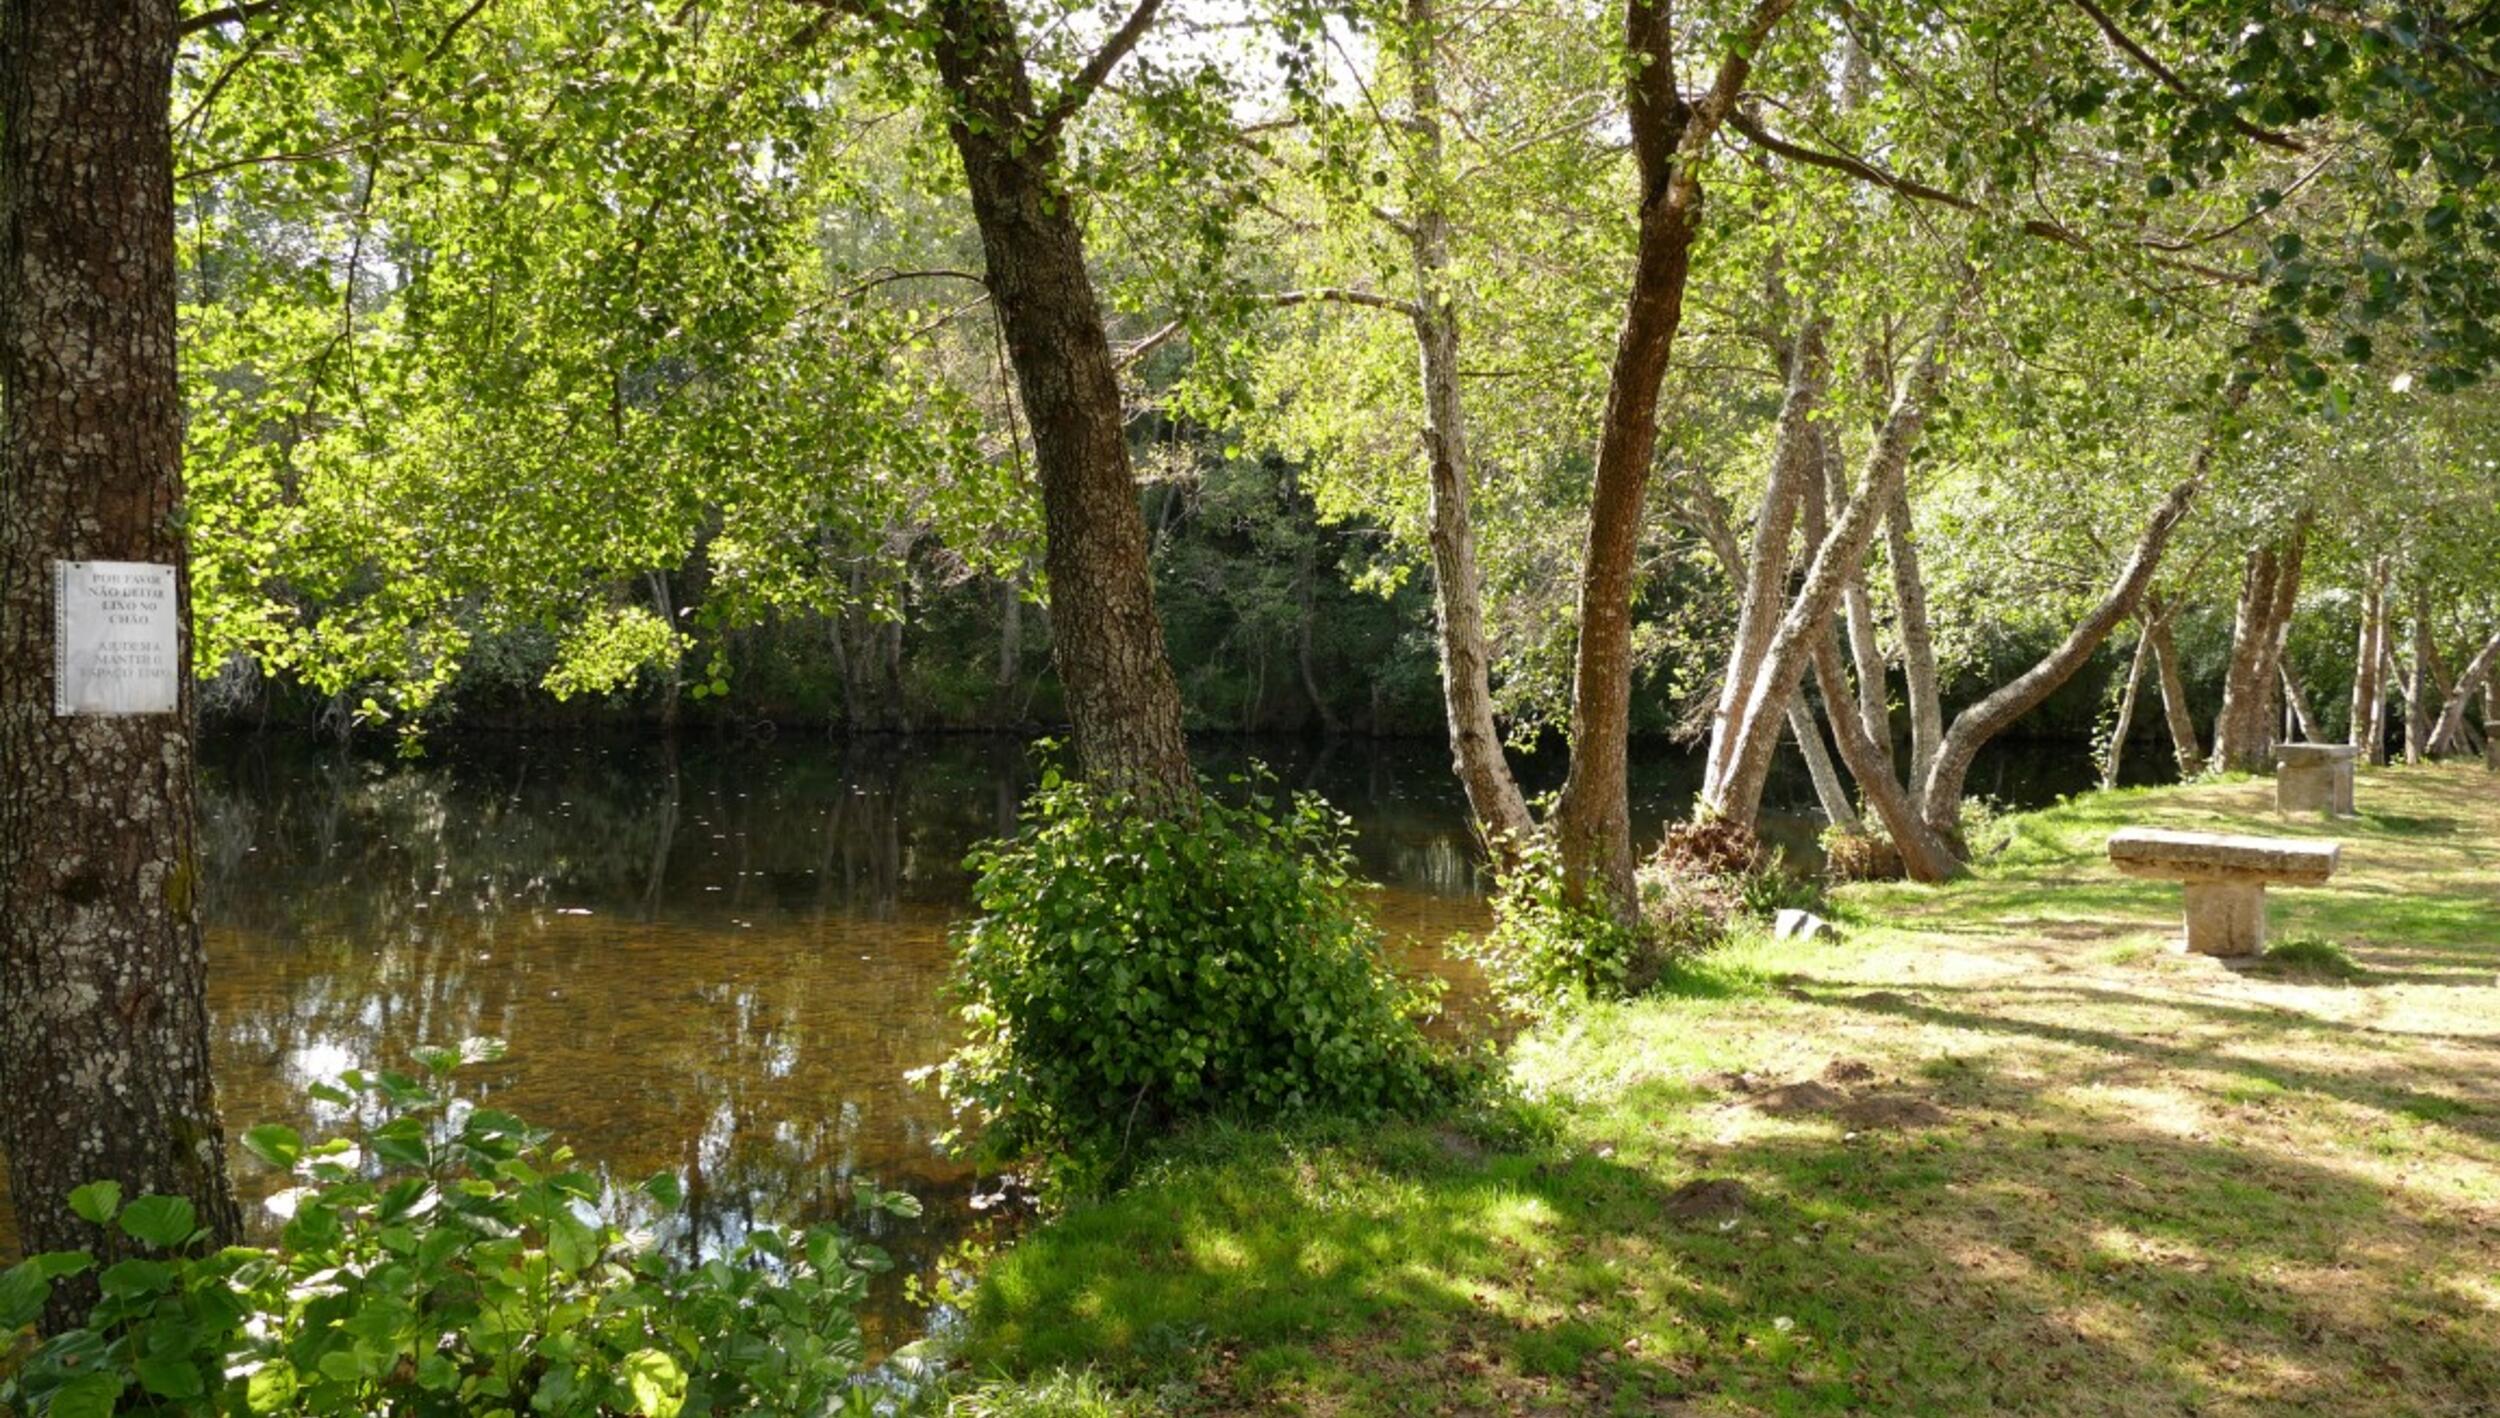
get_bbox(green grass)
[949,764,2500,1415]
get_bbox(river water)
[6,730,2136,1337]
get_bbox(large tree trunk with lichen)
[1920,478,2199,848]
[1,0,242,1330]
[2210,517,2307,772]
[1400,0,1533,858]
[931,0,1193,805]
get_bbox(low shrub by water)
[0,1042,903,1416]
[925,766,1454,1173]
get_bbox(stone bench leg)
[2332,764,2355,816]
[2181,880,2266,957]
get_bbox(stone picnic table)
[2107,827,2340,957]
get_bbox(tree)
[0,0,241,1328]
[899,0,1198,804]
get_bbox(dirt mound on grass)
[1746,1081,1848,1115]
[1663,1177,1751,1221]
[1822,1058,1878,1084]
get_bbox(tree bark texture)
[1884,482,1943,795]
[1919,477,2199,846]
[930,0,1194,805]
[1,0,242,1327]
[1829,435,1896,780]
[1400,0,1533,859]
[2211,536,2286,771]
[1702,319,1826,800]
[1676,460,1859,834]
[1554,0,1791,920]
[1705,310,1954,830]
[1794,462,1958,879]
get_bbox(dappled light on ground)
[968,765,2500,1413]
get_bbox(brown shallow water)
[2,730,2129,1340]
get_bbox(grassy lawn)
[945,764,2500,1416]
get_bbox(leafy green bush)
[926,766,1452,1169]
[1820,825,1904,883]
[1465,834,1671,1013]
[0,1042,909,1417]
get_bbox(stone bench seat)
[2107,827,2339,957]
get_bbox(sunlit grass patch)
[955,764,2500,1414]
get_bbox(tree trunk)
[1675,451,1857,834]
[1,0,242,1329]
[2212,546,2281,771]
[931,0,1194,805]
[1705,309,1956,829]
[1554,0,1791,920]
[1885,483,1943,794]
[2144,593,2204,776]
[2485,660,2498,771]
[2427,628,2500,757]
[1920,478,2199,848]
[2280,663,2321,742]
[1826,431,1896,780]
[2103,623,2151,790]
[1791,456,1956,878]
[995,570,1022,693]
[1703,319,1826,799]
[2403,582,2430,764]
[2364,564,2394,764]
[1399,0,1533,856]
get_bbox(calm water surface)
[9,730,2133,1339]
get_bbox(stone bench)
[2274,742,2358,817]
[2107,828,2339,957]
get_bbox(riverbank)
[950,764,2500,1415]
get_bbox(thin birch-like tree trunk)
[1920,478,2199,846]
[2104,623,2151,790]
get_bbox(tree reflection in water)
[6,729,2115,1338]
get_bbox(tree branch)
[2062,0,2307,153]
[179,0,284,35]
[1114,287,1422,370]
[1035,0,1168,142]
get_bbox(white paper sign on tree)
[52,560,180,717]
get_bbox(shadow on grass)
[963,1069,2500,1414]
[1810,983,2498,1145]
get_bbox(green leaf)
[641,1171,684,1209]
[0,1261,50,1331]
[136,1355,208,1400]
[118,1194,198,1248]
[242,1123,304,1169]
[47,1373,125,1418]
[98,1257,176,1297]
[67,1180,122,1226]
[246,1360,300,1412]
[623,1348,688,1418]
